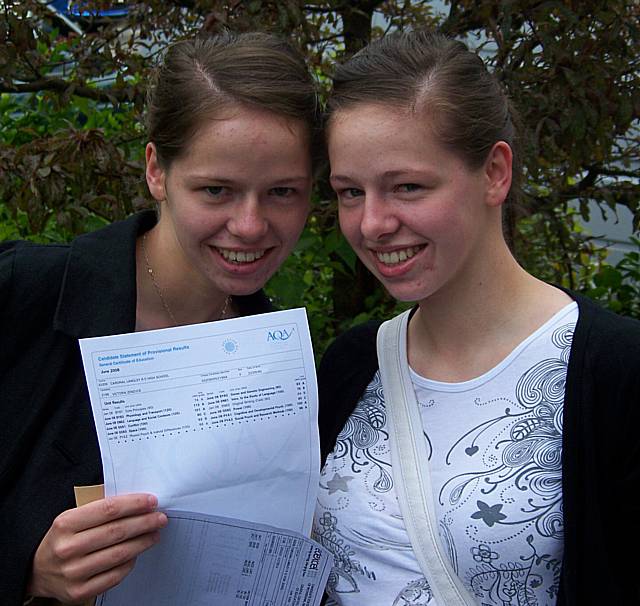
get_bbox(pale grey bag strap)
[377,311,476,606]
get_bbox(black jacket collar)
[53,210,157,338]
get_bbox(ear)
[145,142,167,202]
[484,141,513,207]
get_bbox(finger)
[54,494,159,534]
[74,511,168,556]
[49,510,167,563]
[60,558,138,605]
[62,530,162,582]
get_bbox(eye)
[395,183,422,193]
[269,187,295,197]
[205,185,228,197]
[338,187,365,200]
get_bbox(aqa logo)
[267,328,294,342]
[222,339,238,355]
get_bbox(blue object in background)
[47,1,130,19]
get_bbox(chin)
[382,282,436,304]
[387,291,422,304]
[231,268,281,295]
[224,281,266,297]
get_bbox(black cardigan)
[0,211,274,605]
[317,292,640,606]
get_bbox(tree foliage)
[1,0,639,354]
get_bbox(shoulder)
[565,293,640,422]
[0,211,156,302]
[572,292,640,370]
[318,321,381,462]
[0,242,72,370]
[319,319,381,377]
[0,240,71,308]
[1,239,70,267]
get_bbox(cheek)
[171,214,227,256]
[276,204,310,244]
[177,218,210,244]
[176,204,226,233]
[421,198,471,238]
[337,207,361,245]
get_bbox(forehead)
[327,102,403,134]
[327,102,443,149]
[173,106,312,171]
[328,104,440,159]
[327,102,480,184]
[196,106,308,146]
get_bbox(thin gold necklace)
[141,232,229,326]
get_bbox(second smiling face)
[148,105,313,297]
[328,103,498,304]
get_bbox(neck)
[135,226,231,331]
[407,245,572,382]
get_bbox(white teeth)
[218,248,266,263]
[376,246,422,265]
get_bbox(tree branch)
[439,3,484,37]
[584,165,640,179]
[0,77,138,103]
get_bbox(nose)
[227,194,269,243]
[359,193,400,242]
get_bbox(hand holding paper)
[27,494,166,604]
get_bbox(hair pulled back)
[328,30,522,205]
[147,31,320,168]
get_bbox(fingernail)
[157,512,168,527]
[147,494,158,508]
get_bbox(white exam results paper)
[79,308,320,535]
[97,510,332,606]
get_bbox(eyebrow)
[268,176,311,185]
[329,174,354,183]
[331,169,427,183]
[188,175,310,185]
[188,175,236,184]
[380,169,424,179]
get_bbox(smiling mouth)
[217,247,267,264]
[375,245,424,265]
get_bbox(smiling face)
[146,105,312,297]
[328,103,508,304]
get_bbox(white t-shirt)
[314,303,578,606]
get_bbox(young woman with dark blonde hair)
[1,30,320,605]
[315,29,639,606]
